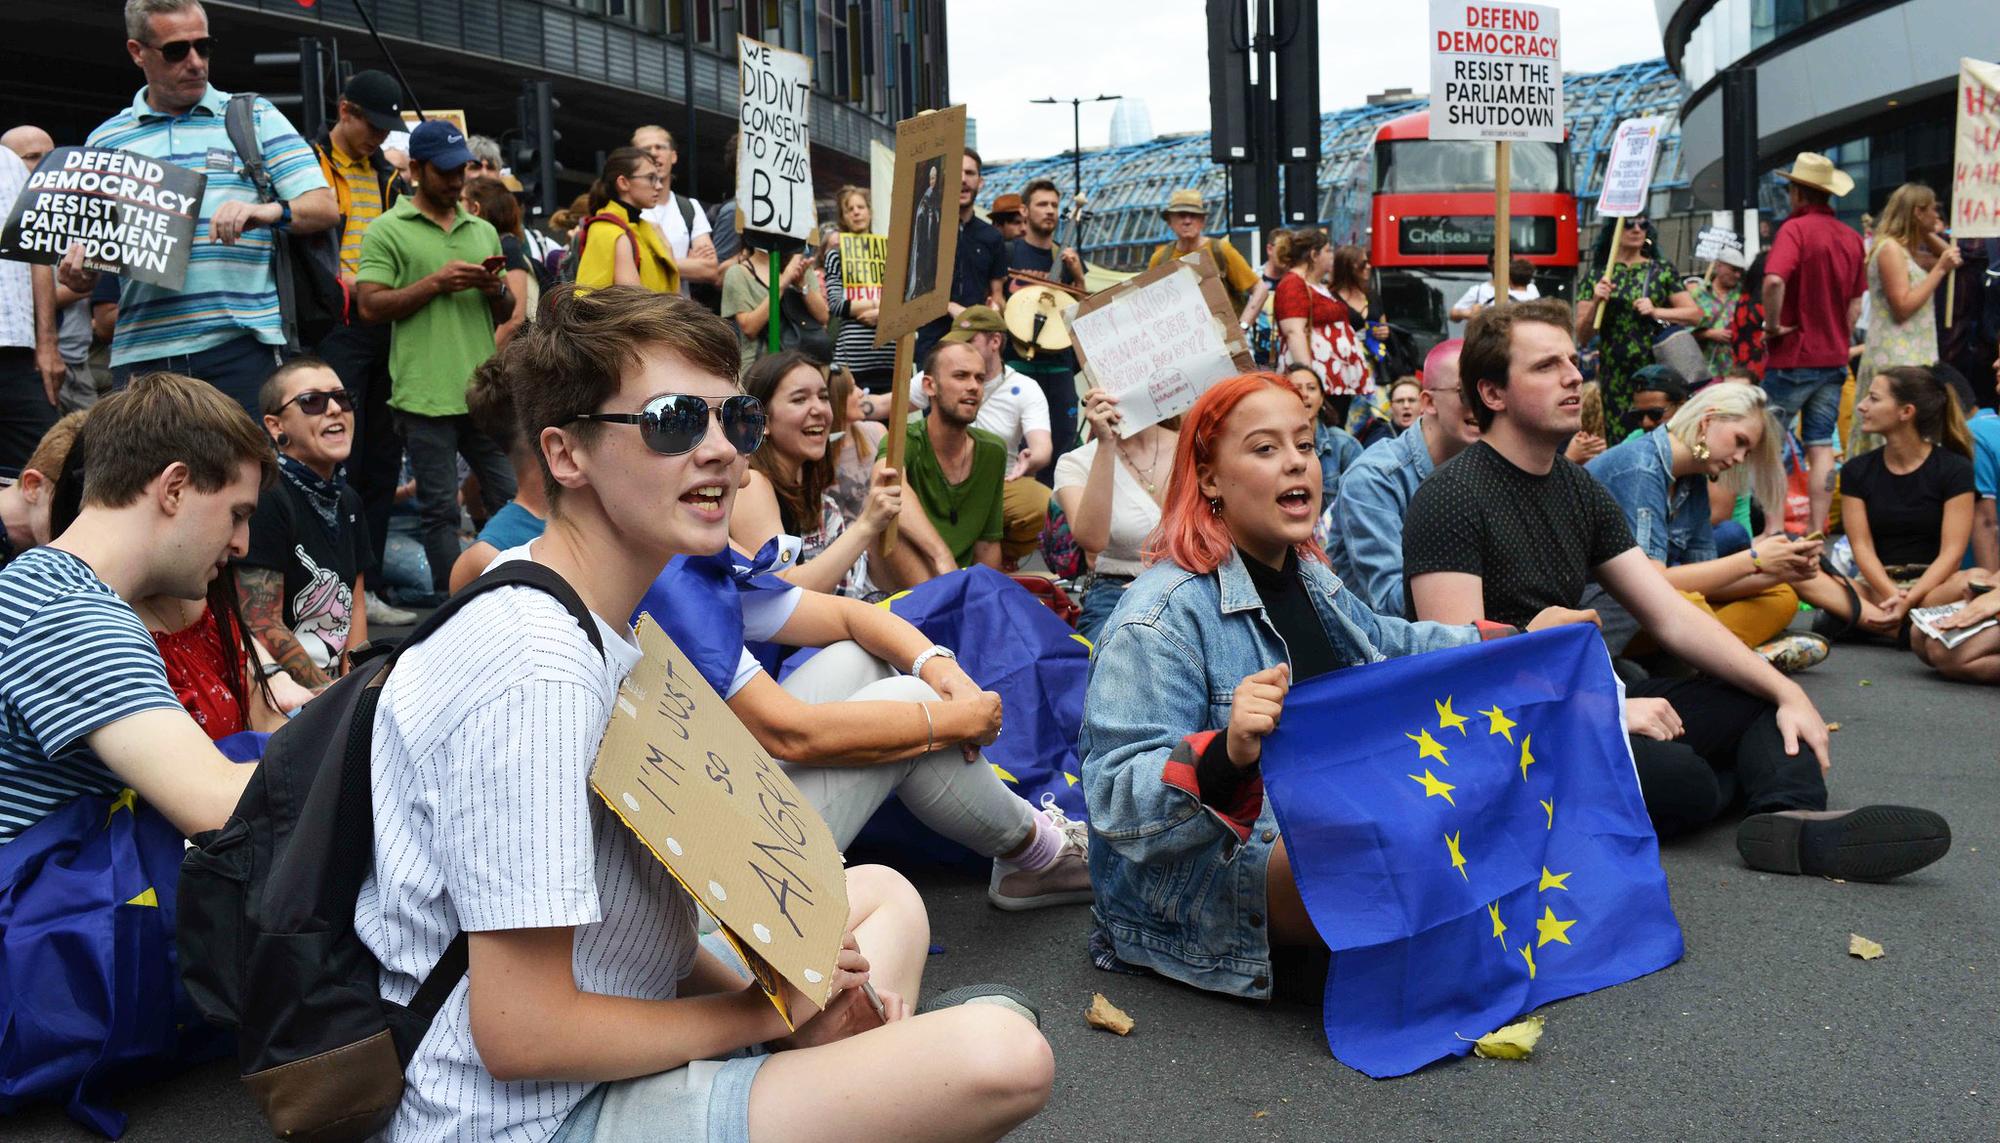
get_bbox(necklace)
[1116,432,1162,495]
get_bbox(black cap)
[341,70,405,133]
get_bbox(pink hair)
[1421,337,1464,385]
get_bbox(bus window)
[1374,139,1567,195]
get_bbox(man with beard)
[903,340,1007,568]
[1003,178,1086,473]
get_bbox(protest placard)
[0,146,205,290]
[1595,117,1668,219]
[877,106,966,344]
[1953,58,2000,238]
[838,232,886,309]
[1427,1,1564,144]
[1693,225,1742,261]
[737,35,815,243]
[399,109,468,135]
[591,616,849,1024]
[1065,249,1255,437]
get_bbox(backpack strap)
[674,191,698,238]
[223,94,275,204]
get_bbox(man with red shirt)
[1759,152,1865,535]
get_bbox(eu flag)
[1260,623,1683,1078]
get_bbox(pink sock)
[1002,808,1063,872]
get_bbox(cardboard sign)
[876,105,967,344]
[839,232,886,307]
[400,109,469,135]
[1065,248,1256,436]
[1595,117,1668,219]
[1693,225,1743,261]
[0,147,206,290]
[590,616,849,1024]
[1428,0,1564,144]
[1953,58,2000,238]
[737,36,816,242]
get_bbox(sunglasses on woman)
[148,36,216,62]
[569,393,767,456]
[280,388,356,416]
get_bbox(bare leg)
[1807,444,1836,537]
[843,864,929,1004]
[1920,626,2000,684]
[1265,837,1323,947]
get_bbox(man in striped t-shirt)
[0,371,274,845]
[56,0,334,418]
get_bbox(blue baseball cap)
[407,120,475,170]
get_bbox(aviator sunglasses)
[569,393,767,456]
[147,36,217,62]
[279,388,356,416]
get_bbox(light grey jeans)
[777,641,1036,859]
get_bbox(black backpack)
[224,93,345,353]
[177,560,604,1142]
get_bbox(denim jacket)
[1585,426,1715,566]
[1325,424,1434,616]
[1080,549,1490,1000]
[1314,423,1364,507]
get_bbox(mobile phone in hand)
[482,255,507,275]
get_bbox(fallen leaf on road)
[1463,1015,1545,1059]
[1252,1111,1269,1119]
[1858,680,1872,687]
[1849,933,1885,960]
[1825,721,1841,732]
[1086,993,1134,1035]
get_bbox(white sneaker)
[988,795,1094,911]
[365,591,418,626]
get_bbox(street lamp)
[1031,94,1121,246]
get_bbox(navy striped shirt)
[0,548,182,843]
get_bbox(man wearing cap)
[1693,246,1749,381]
[989,193,1027,242]
[1146,189,1259,316]
[910,306,1051,562]
[309,71,414,623]
[354,120,517,596]
[61,0,336,417]
[1760,152,1866,536]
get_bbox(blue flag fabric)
[0,790,230,1137]
[1260,624,1683,1078]
[779,567,1090,864]
[635,537,799,696]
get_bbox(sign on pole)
[1953,57,2000,238]
[1427,1,1564,144]
[736,35,816,242]
[0,147,206,291]
[1693,225,1744,262]
[1595,117,1668,219]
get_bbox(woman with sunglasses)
[1080,373,1591,1000]
[574,147,679,295]
[1576,217,1703,426]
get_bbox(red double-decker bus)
[1368,110,1578,355]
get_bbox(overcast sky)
[948,0,1667,162]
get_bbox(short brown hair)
[79,372,275,508]
[1022,178,1059,205]
[465,356,521,456]
[505,284,741,500]
[463,176,523,239]
[1459,297,1575,430]
[24,411,87,479]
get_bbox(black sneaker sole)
[1737,805,1951,881]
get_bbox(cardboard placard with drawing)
[1064,248,1256,436]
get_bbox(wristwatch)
[272,199,292,231]
[909,644,957,679]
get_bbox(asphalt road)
[11,642,1997,1142]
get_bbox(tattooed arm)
[237,566,331,690]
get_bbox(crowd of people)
[1,2,1998,1138]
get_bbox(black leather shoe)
[1737,805,1950,881]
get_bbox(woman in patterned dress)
[1274,231,1372,425]
[1575,216,1703,425]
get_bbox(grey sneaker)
[366,590,419,626]
[916,983,1041,1027]
[1755,631,1830,674]
[988,795,1094,911]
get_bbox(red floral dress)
[1275,274,1372,396]
[1727,293,1767,380]
[152,606,248,740]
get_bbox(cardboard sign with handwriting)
[1064,248,1256,436]
[591,616,848,1024]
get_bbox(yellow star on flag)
[1541,798,1555,829]
[1487,901,1507,943]
[1406,727,1449,765]
[1519,943,1537,979]
[1539,866,1571,892]
[1435,696,1469,736]
[1481,704,1516,744]
[1444,831,1469,880]
[1536,905,1577,948]
[1408,769,1456,806]
[1518,733,1536,782]
[104,787,137,825]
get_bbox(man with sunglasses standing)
[240,358,373,688]
[355,119,515,596]
[61,1,336,419]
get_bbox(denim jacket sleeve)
[1081,617,1263,863]
[1588,438,1671,565]
[1331,464,1412,616]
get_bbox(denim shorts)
[550,1050,767,1143]
[1760,366,1848,447]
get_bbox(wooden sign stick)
[1593,216,1626,331]
[1493,141,1512,307]
[880,330,917,555]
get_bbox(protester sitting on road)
[0,372,270,846]
[359,285,1052,1142]
[1404,299,1949,879]
[732,350,943,596]
[1387,377,1423,433]
[446,357,548,592]
[1285,363,1362,513]
[1574,216,1702,426]
[1970,375,2000,570]
[1620,364,1689,440]
[0,411,85,569]
[1056,386,1173,643]
[1912,580,2000,683]
[904,342,1010,569]
[1327,339,1480,617]
[824,363,958,579]
[1079,372,1590,999]
[129,582,307,738]
[1585,381,1857,670]
[1839,366,1981,639]
[573,146,679,296]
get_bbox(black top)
[1840,445,1976,567]
[242,477,375,668]
[1402,441,1636,628]
[916,215,1008,356]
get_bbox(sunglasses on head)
[148,36,215,62]
[569,393,766,456]
[281,388,356,416]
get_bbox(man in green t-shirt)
[355,121,517,593]
[904,341,1007,568]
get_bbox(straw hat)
[1774,152,1854,198]
[1160,189,1208,219]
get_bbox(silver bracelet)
[919,701,935,755]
